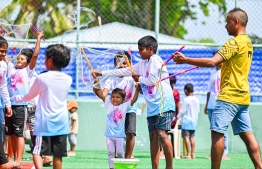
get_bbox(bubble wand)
[162,45,185,66]
[125,56,134,76]
[125,55,140,86]
[30,23,46,41]
[159,66,199,82]
[80,47,99,83]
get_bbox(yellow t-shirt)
[217,35,253,105]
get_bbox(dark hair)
[228,8,248,26]
[0,37,8,48]
[112,88,126,99]
[114,51,131,66]
[184,83,194,93]
[46,44,70,69]
[40,70,48,74]
[138,35,158,53]
[20,48,33,64]
[170,76,177,85]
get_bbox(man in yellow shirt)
[173,8,262,169]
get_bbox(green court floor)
[21,150,255,169]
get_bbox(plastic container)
[111,158,140,169]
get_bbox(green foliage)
[249,34,262,44]
[0,0,227,40]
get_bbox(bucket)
[111,158,140,169]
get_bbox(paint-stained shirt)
[104,76,137,113]
[104,96,131,138]
[102,54,175,117]
[7,62,33,105]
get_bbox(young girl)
[5,32,43,167]
[93,84,140,169]
[103,52,137,159]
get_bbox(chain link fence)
[0,0,261,100]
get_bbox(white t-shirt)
[7,62,33,105]
[104,96,131,138]
[104,76,137,113]
[0,60,11,107]
[207,69,221,109]
[177,96,200,130]
[28,71,39,107]
[69,112,79,134]
[14,71,72,136]
[102,54,175,117]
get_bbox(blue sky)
[184,1,262,43]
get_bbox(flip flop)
[181,155,191,159]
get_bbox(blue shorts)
[210,100,252,135]
[147,110,174,132]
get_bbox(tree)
[0,0,227,39]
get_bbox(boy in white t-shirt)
[13,44,72,169]
[93,84,140,169]
[177,83,199,159]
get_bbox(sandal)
[181,155,191,159]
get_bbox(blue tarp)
[7,47,262,101]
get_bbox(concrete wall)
[74,100,262,152]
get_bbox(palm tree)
[0,0,77,39]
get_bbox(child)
[27,70,53,166]
[93,84,140,169]
[103,51,137,159]
[170,76,181,128]
[177,83,199,159]
[67,100,79,156]
[4,32,43,167]
[95,35,175,169]
[13,44,72,169]
[159,76,181,159]
[0,36,17,169]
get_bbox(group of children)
[0,33,200,169]
[0,32,74,169]
[93,35,202,169]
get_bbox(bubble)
[0,18,12,36]
[66,6,96,29]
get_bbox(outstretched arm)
[173,52,224,67]
[131,84,140,106]
[29,32,44,70]
[93,80,105,102]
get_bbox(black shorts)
[182,130,195,138]
[147,110,174,132]
[125,112,136,136]
[5,106,27,137]
[33,135,68,158]
[27,107,36,131]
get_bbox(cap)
[67,100,78,110]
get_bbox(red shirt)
[173,89,180,116]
